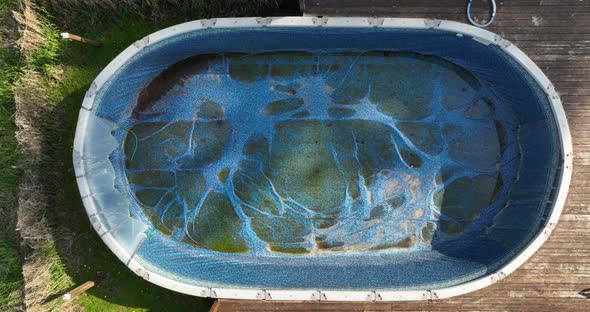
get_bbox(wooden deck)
[215,1,590,311]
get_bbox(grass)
[35,0,274,26]
[25,6,60,73]
[0,0,24,309]
[32,15,215,311]
[2,0,280,310]
[59,18,215,310]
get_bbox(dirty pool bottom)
[123,51,517,255]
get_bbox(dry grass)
[13,2,60,73]
[14,71,74,312]
[34,0,277,25]
[13,73,45,161]
[13,2,43,57]
[13,2,75,310]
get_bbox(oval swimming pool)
[73,17,572,301]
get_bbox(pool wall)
[73,17,573,301]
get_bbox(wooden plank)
[62,281,95,301]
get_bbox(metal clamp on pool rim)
[467,0,497,28]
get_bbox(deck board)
[215,1,590,310]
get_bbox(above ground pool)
[74,18,572,301]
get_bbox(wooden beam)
[60,33,102,47]
[62,281,95,301]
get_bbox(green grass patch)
[0,0,24,309]
[0,233,22,308]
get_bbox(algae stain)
[422,222,435,244]
[269,246,310,254]
[186,192,249,253]
[218,168,230,183]
[370,237,415,251]
[399,148,422,168]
